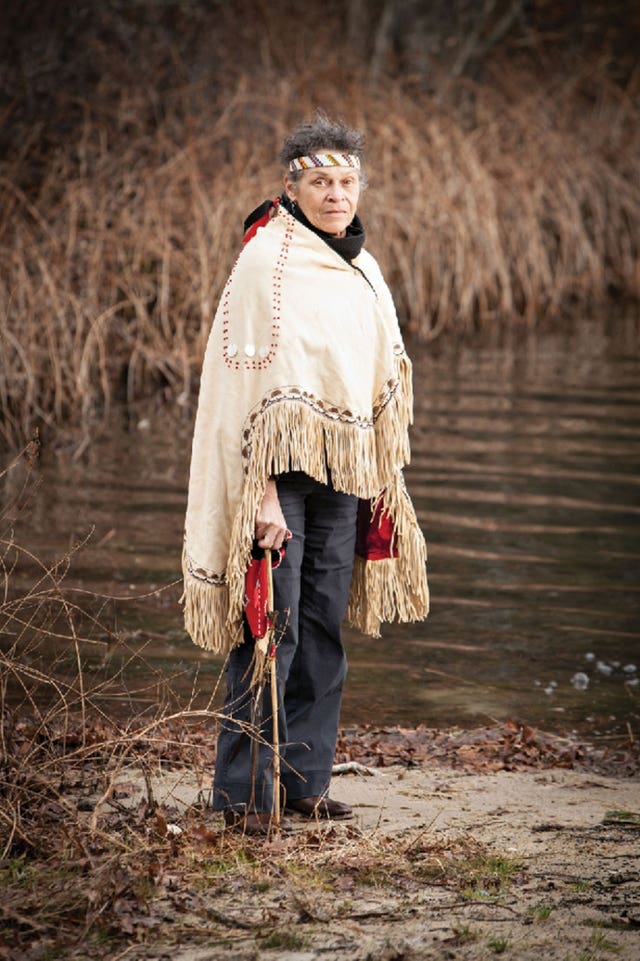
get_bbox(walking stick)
[264,548,281,826]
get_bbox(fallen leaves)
[335,718,640,777]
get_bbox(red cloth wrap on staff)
[244,546,285,639]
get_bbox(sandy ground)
[112,763,640,961]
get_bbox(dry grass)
[371,62,640,333]
[1,51,638,448]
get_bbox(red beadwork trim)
[222,208,293,371]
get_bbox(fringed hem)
[242,363,413,495]
[181,548,243,654]
[224,356,416,635]
[345,485,429,637]
[183,349,426,651]
[397,350,414,427]
[346,554,430,636]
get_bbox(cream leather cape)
[182,205,428,653]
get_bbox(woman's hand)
[255,478,289,549]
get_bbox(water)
[5,316,640,738]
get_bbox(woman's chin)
[322,221,348,237]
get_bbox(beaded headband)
[289,152,361,172]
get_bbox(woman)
[183,113,428,834]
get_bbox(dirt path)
[113,764,639,961]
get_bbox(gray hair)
[280,111,367,187]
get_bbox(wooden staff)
[265,548,280,826]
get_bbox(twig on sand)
[332,761,377,776]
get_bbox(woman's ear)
[283,175,297,202]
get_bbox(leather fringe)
[346,501,429,636]
[181,545,240,653]
[182,351,428,654]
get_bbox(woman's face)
[285,164,360,237]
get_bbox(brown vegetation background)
[1,0,639,449]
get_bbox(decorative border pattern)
[185,543,227,586]
[187,565,226,586]
[240,378,400,467]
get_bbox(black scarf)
[243,196,366,263]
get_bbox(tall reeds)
[1,55,638,448]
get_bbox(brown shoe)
[223,810,293,834]
[285,796,353,820]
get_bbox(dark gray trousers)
[212,472,358,813]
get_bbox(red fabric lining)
[242,198,280,244]
[355,498,398,561]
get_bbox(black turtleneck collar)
[279,194,365,263]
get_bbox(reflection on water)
[6,317,640,738]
